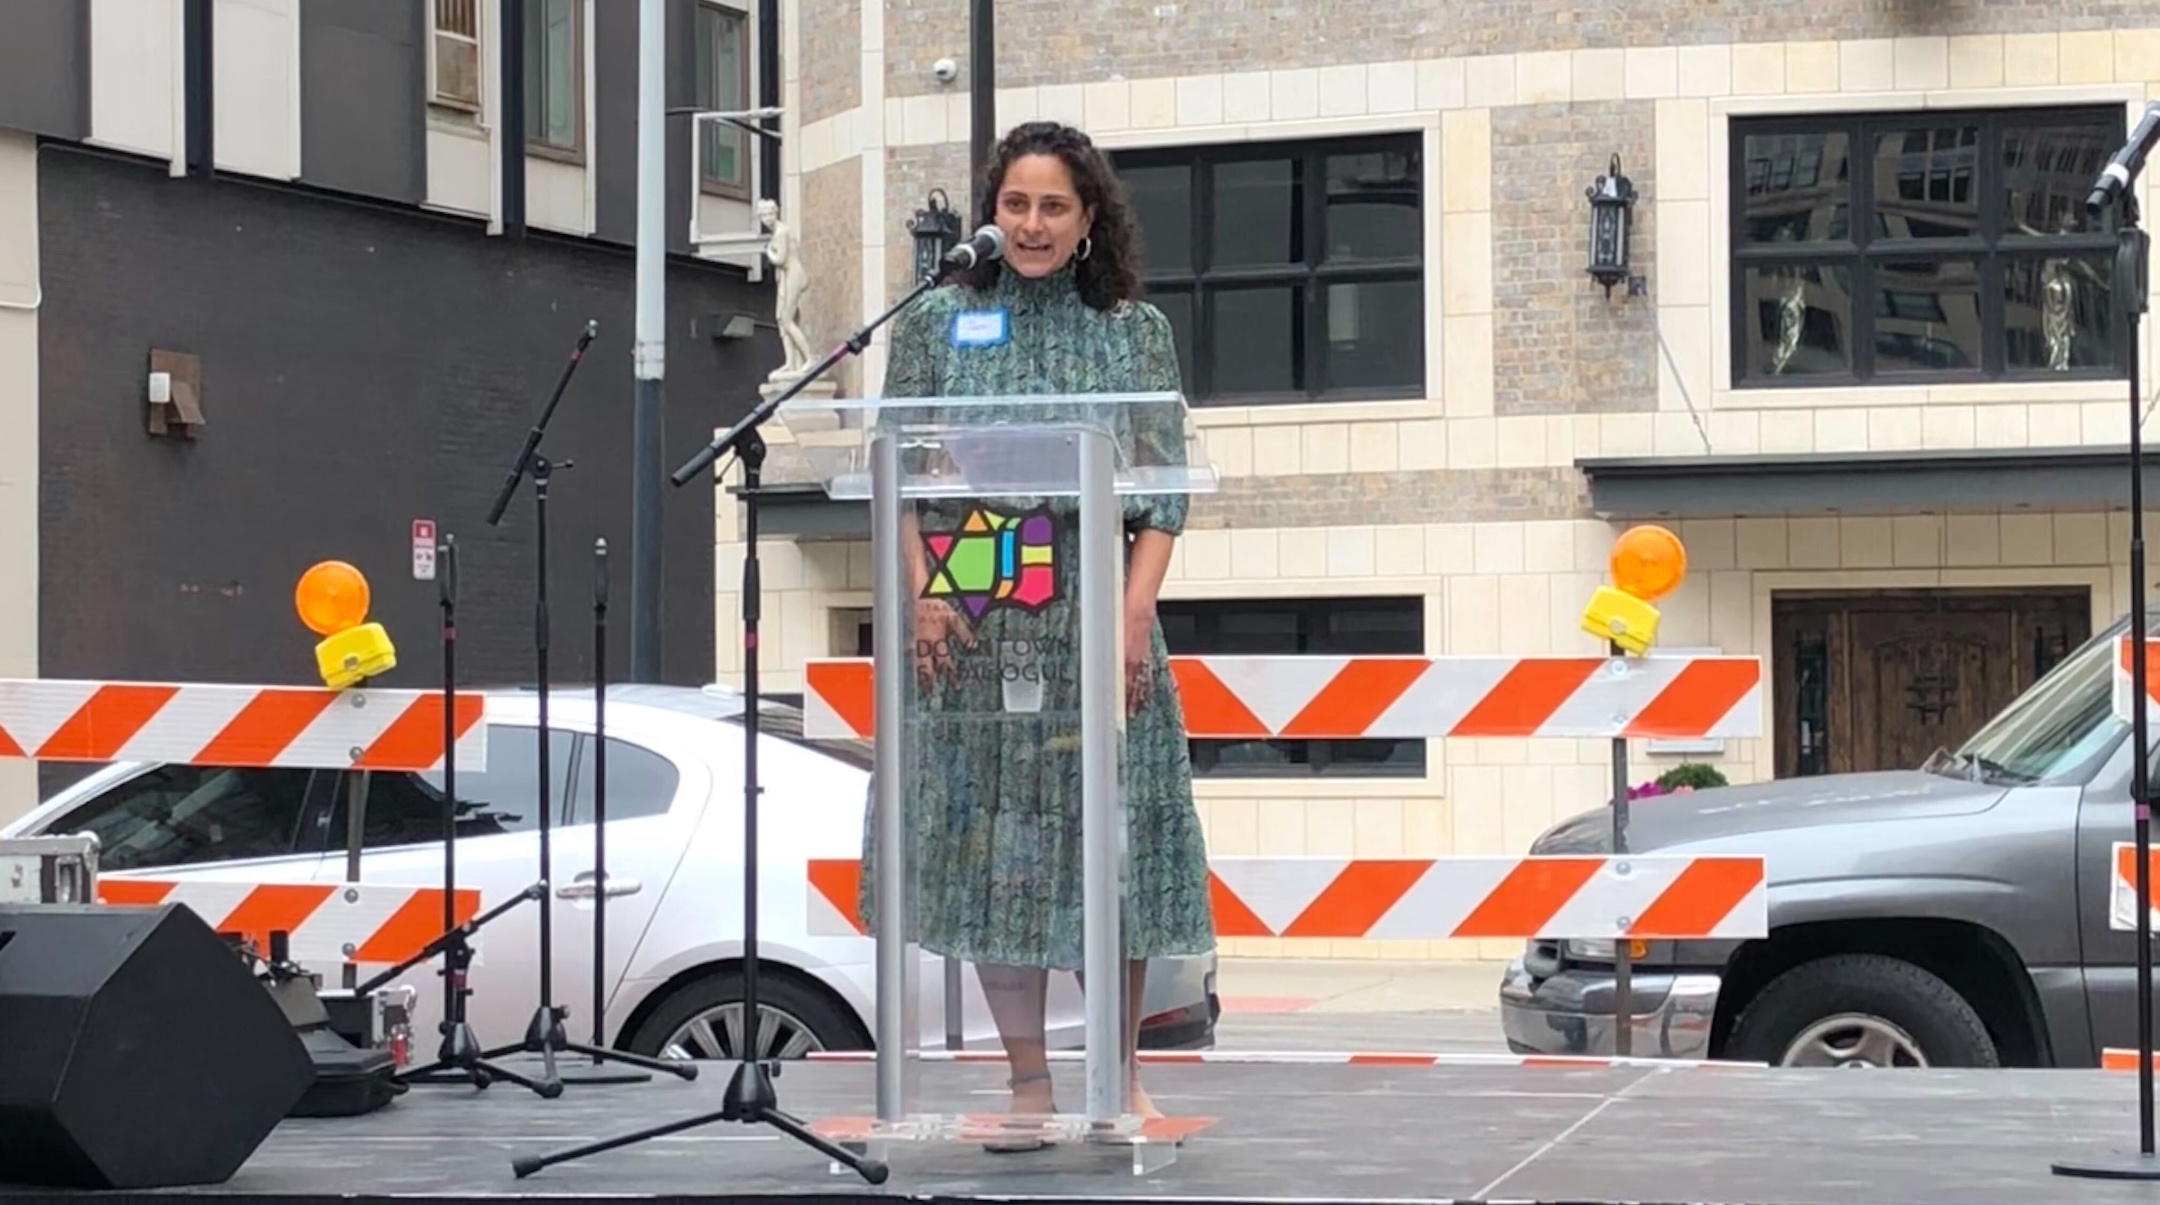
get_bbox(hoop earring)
[1076,236,1093,261]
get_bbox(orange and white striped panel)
[2112,841,2160,932]
[2105,1048,2160,1071]
[799,654,1762,742]
[805,854,1767,941]
[96,877,482,967]
[805,1049,1761,1070]
[0,678,487,771]
[2115,636,2160,724]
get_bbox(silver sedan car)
[3,683,1220,1063]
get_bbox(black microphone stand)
[565,539,692,1084]
[513,259,959,1185]
[479,318,680,1088]
[389,535,559,1098]
[2056,121,2160,1182]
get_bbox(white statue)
[760,198,812,381]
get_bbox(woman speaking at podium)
[857,119,1216,1145]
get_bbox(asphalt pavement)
[1211,958,1509,1053]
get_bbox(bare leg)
[975,963,1054,1115]
[1123,960,1161,1117]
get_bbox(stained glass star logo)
[921,506,1059,621]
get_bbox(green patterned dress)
[854,262,1217,972]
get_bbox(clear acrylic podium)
[774,390,1216,1171]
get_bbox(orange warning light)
[295,561,395,688]
[1609,524,1687,602]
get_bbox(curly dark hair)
[950,120,1145,311]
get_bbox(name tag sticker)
[951,310,1009,348]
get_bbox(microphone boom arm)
[669,269,947,487]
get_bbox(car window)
[48,765,336,872]
[565,737,682,825]
[325,726,572,852]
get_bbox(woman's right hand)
[913,597,974,691]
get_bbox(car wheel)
[1727,953,1998,1068]
[624,968,870,1062]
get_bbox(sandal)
[983,1070,1057,1154]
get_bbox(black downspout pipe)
[500,0,526,237]
[183,0,212,178]
[969,0,992,212]
[759,0,779,201]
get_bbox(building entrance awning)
[1575,445,2160,519]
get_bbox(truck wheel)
[1726,953,1998,1068]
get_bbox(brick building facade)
[0,0,778,821]
[741,5,2160,961]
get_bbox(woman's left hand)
[1124,597,1157,716]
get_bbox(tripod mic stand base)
[559,1059,655,1086]
[509,1060,889,1184]
[2054,1152,2160,1180]
[400,1021,565,1099]
[484,1005,699,1085]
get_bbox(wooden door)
[1772,588,2090,777]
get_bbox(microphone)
[943,224,1006,269]
[2089,101,2160,216]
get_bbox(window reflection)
[1743,263,1852,378]
[1871,124,1979,241]
[1741,130,1851,245]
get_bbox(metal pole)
[968,0,994,208]
[630,0,666,682]
[871,431,915,1123]
[1079,428,1123,1124]
[2124,204,2154,1157]
[1609,641,1632,1059]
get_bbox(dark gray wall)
[300,0,428,204]
[592,0,641,246]
[0,0,87,141]
[37,144,775,696]
[588,0,703,251]
[667,0,697,256]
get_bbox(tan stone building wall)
[745,5,2160,959]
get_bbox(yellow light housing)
[296,561,397,689]
[1579,585,1661,655]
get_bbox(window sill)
[1714,378,2134,410]
[1195,774,1446,800]
[1193,396,1444,427]
[526,142,587,168]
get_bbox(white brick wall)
[725,22,2160,959]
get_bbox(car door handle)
[557,871,642,900]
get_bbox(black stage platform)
[13,1059,2160,1205]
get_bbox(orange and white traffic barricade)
[805,521,1768,1095]
[0,678,486,771]
[800,642,1771,950]
[93,877,481,969]
[0,674,490,972]
[800,650,1763,743]
[805,852,1766,943]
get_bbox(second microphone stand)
[513,253,964,1184]
[481,319,684,1089]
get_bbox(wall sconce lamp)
[1586,154,1642,299]
[709,313,759,340]
[908,188,962,283]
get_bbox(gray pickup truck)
[1500,614,2151,1069]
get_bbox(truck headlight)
[1564,938,1651,962]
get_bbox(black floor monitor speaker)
[0,902,317,1189]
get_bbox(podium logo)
[922,505,1059,621]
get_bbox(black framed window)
[1111,134,1425,405]
[1729,105,2123,387]
[694,1,751,199]
[1159,596,1425,778]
